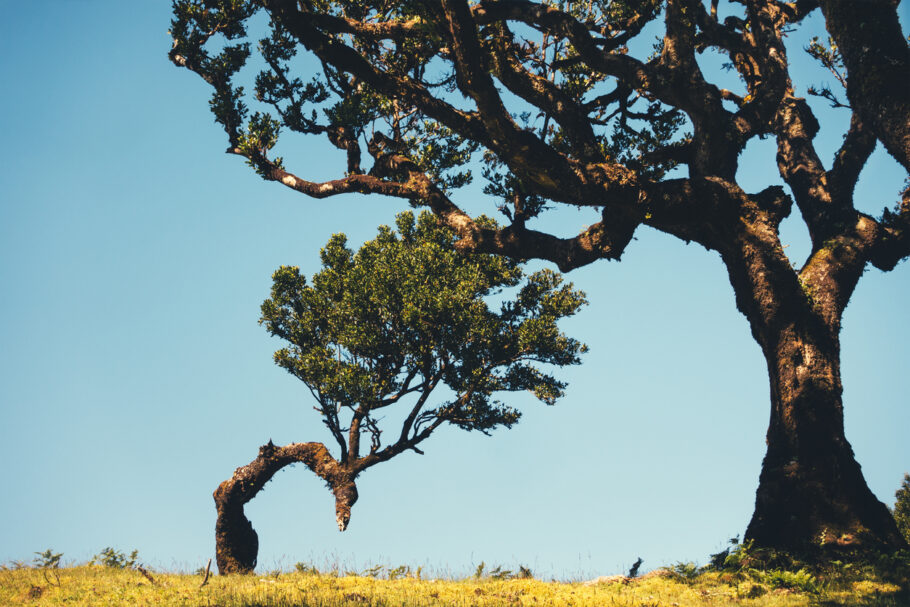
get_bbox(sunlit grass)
[1,563,906,606]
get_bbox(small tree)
[895,474,910,544]
[214,211,587,574]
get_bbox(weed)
[33,549,62,569]
[893,473,910,543]
[474,561,486,578]
[295,561,320,575]
[670,561,701,581]
[33,549,62,587]
[388,565,409,580]
[89,547,139,569]
[751,567,820,593]
[628,557,643,578]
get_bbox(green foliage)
[260,211,587,448]
[295,562,321,575]
[89,547,139,569]
[893,473,910,543]
[670,561,701,582]
[33,549,62,570]
[474,561,486,579]
[472,562,533,581]
[805,36,849,109]
[751,568,820,594]
[33,549,63,587]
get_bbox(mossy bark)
[746,321,907,555]
[213,441,357,574]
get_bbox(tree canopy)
[171,0,910,557]
[262,210,587,453]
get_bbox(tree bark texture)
[213,441,357,574]
[719,211,908,554]
[818,0,910,174]
[747,321,906,553]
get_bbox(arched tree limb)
[213,441,355,574]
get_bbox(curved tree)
[170,0,910,556]
[214,211,587,573]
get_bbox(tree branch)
[828,113,876,204]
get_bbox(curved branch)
[828,113,876,204]
[818,0,910,173]
[263,0,487,142]
[213,441,355,574]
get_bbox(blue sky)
[1,1,907,578]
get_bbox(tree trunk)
[213,441,355,574]
[745,321,906,555]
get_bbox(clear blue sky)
[1,1,907,578]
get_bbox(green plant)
[893,473,910,543]
[90,547,139,569]
[361,565,384,578]
[474,562,486,579]
[388,565,410,580]
[294,562,320,575]
[33,549,62,587]
[670,561,701,582]
[33,549,62,569]
[751,568,820,594]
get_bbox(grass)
[1,560,907,607]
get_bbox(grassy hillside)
[2,557,907,606]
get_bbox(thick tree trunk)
[213,441,356,574]
[745,321,906,555]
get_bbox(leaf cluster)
[260,211,586,455]
[89,548,140,570]
[894,473,910,543]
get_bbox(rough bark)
[747,321,906,553]
[719,206,908,555]
[818,0,910,173]
[213,441,357,574]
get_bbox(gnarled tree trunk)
[213,441,357,574]
[746,321,905,554]
[719,203,908,557]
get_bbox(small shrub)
[388,565,409,580]
[362,564,384,578]
[90,547,139,569]
[489,566,513,580]
[33,549,62,587]
[472,561,531,580]
[735,581,767,598]
[894,473,910,543]
[294,562,320,575]
[33,549,62,569]
[751,568,820,594]
[670,561,701,581]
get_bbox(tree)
[212,211,587,573]
[169,0,910,556]
[895,473,910,544]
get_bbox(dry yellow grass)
[0,564,905,606]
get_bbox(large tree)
[213,211,586,573]
[170,0,910,556]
